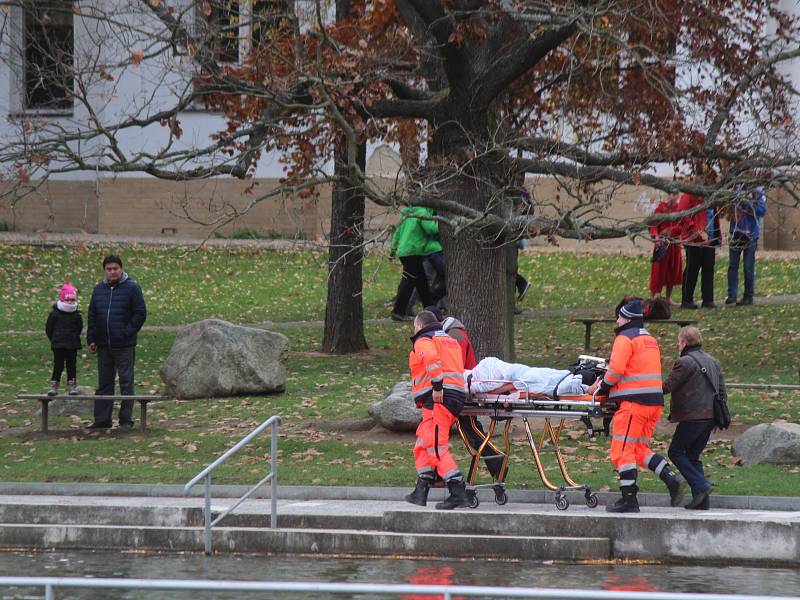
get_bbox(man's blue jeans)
[668,420,714,506]
[728,237,757,299]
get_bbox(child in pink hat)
[45,283,83,395]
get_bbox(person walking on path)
[390,206,443,321]
[404,310,470,510]
[648,193,683,305]
[587,299,686,513]
[45,283,83,396]
[726,187,767,306]
[663,326,725,510]
[86,255,147,429]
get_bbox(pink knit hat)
[59,283,77,302]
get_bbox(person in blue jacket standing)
[86,255,147,429]
[726,187,767,306]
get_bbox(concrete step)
[0,523,610,560]
[1,496,798,565]
[383,508,800,565]
[0,504,382,530]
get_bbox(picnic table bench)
[572,318,698,352]
[17,394,169,432]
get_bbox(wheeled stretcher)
[455,356,615,510]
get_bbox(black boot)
[435,478,470,510]
[404,476,433,506]
[605,485,640,513]
[659,466,687,507]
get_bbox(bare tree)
[2,0,800,357]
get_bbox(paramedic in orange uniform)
[425,306,507,481]
[587,299,686,512]
[404,310,469,510]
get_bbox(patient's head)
[414,310,439,333]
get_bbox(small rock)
[731,422,800,465]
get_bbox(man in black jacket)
[663,326,726,510]
[86,255,147,429]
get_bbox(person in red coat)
[649,194,683,305]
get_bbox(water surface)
[0,551,798,599]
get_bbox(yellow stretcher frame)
[456,387,611,510]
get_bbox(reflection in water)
[0,551,798,599]
[603,574,656,592]
[403,565,463,600]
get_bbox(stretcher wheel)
[585,493,598,509]
[555,495,569,511]
[467,490,480,509]
[494,490,508,506]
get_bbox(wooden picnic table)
[572,318,698,352]
[17,394,168,432]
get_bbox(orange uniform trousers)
[610,401,662,473]
[414,404,460,480]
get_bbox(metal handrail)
[184,415,281,554]
[0,577,797,600]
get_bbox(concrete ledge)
[0,495,798,564]
[2,483,799,511]
[0,504,383,531]
[0,524,610,561]
[383,509,800,565]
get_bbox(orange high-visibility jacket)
[601,322,664,406]
[409,325,466,414]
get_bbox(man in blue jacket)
[726,187,767,306]
[86,255,147,428]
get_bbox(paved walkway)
[3,231,800,258]
[3,293,800,336]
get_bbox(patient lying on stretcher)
[464,357,588,396]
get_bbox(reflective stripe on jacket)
[602,321,664,406]
[409,325,466,415]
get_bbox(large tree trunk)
[322,139,368,354]
[437,149,515,360]
[442,223,514,361]
[322,0,368,355]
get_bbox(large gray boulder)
[160,319,288,399]
[732,422,800,465]
[369,381,420,432]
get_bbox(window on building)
[203,0,289,64]
[23,0,74,111]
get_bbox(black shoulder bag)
[687,354,731,430]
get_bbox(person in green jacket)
[390,206,443,321]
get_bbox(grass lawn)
[0,245,798,495]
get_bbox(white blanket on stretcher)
[465,357,587,396]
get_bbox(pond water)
[0,551,798,599]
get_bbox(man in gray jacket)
[663,326,726,510]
